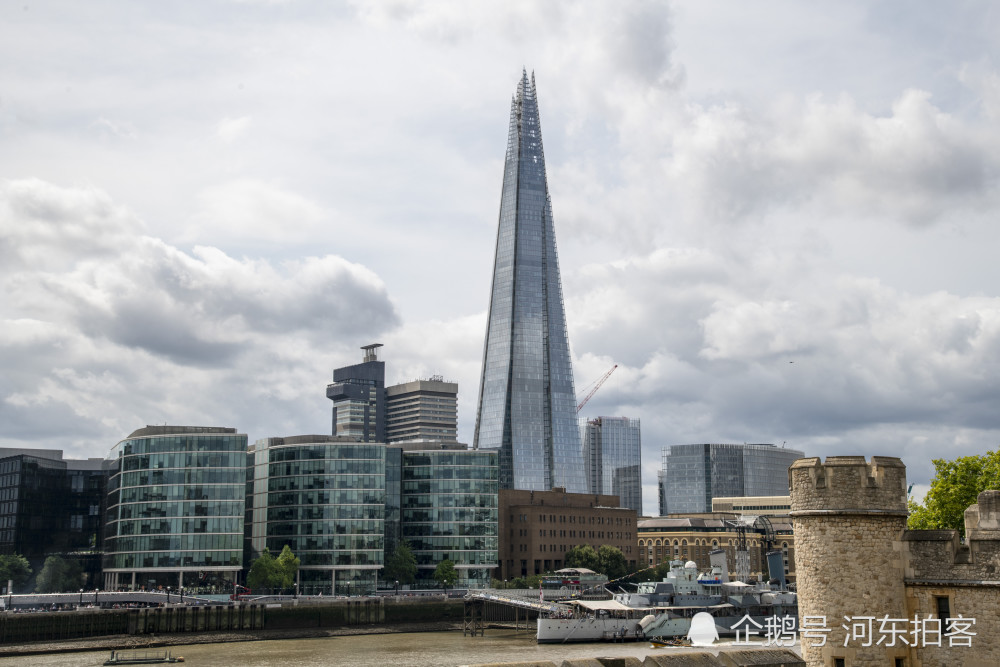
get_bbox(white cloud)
[187,179,331,244]
[1,1,1000,499]
[216,115,252,143]
[0,179,399,456]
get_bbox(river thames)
[0,631,785,666]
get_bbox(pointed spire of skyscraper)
[473,71,586,493]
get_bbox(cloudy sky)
[3,1,1000,513]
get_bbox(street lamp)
[179,587,184,604]
[79,589,84,607]
[503,579,507,590]
[394,580,398,596]
[294,582,298,599]
[94,589,100,607]
[166,587,170,604]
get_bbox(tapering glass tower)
[473,71,586,494]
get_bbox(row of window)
[402,536,498,552]
[400,522,497,537]
[402,480,498,494]
[114,484,243,503]
[116,452,245,472]
[264,460,384,477]
[266,519,383,536]
[106,534,242,552]
[267,445,385,462]
[536,528,630,541]
[266,535,383,552]
[118,468,244,487]
[284,550,383,567]
[264,505,384,522]
[267,490,386,506]
[266,474,385,492]
[104,550,241,569]
[400,494,497,509]
[116,501,243,520]
[638,538,791,548]
[112,436,246,458]
[115,518,242,535]
[402,453,497,467]
[401,508,496,523]
[412,550,497,566]
[402,467,498,481]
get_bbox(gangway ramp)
[462,589,572,637]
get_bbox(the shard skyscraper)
[473,71,587,494]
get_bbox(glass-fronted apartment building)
[102,426,246,592]
[472,71,586,494]
[580,417,642,513]
[658,443,804,515]
[0,448,106,590]
[394,444,498,587]
[247,436,386,595]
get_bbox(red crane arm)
[576,364,618,412]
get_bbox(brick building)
[498,487,637,580]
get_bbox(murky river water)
[0,631,780,666]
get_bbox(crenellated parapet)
[789,455,907,516]
[904,489,1000,579]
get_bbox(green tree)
[384,541,417,586]
[563,544,599,571]
[275,544,300,592]
[907,450,1000,537]
[597,545,627,580]
[247,549,279,592]
[35,556,83,593]
[432,558,458,592]
[0,554,32,593]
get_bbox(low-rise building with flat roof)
[711,495,791,516]
[498,487,637,580]
[637,514,795,582]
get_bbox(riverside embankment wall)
[0,597,463,644]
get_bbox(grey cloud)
[0,180,400,455]
[567,244,1000,502]
[0,179,141,271]
[667,89,1000,227]
[3,182,400,365]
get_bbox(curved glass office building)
[248,436,385,595]
[399,447,498,587]
[103,426,247,592]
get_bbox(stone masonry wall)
[900,490,1000,667]
[792,458,1000,667]
[790,457,909,667]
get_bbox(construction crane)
[576,364,618,413]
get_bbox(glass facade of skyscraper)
[399,448,498,587]
[0,449,106,589]
[658,443,804,515]
[581,417,642,513]
[473,71,585,494]
[247,436,385,595]
[102,426,246,592]
[326,345,386,443]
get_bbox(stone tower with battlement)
[790,456,910,667]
